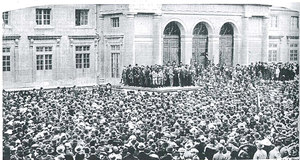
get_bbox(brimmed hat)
[75,145,83,153]
[138,143,145,150]
[56,145,65,154]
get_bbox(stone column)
[261,16,269,62]
[69,39,76,80]
[241,16,249,65]
[181,35,193,64]
[54,38,61,81]
[234,34,242,66]
[98,14,105,82]
[13,39,19,82]
[125,13,135,65]
[278,38,283,62]
[29,39,36,83]
[209,34,220,65]
[153,13,162,65]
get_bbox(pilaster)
[209,34,220,65]
[153,14,162,65]
[262,16,270,62]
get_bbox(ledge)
[34,25,55,29]
[269,36,284,39]
[27,35,62,40]
[68,35,97,40]
[287,36,299,39]
[73,25,94,29]
[3,25,13,29]
[3,35,21,41]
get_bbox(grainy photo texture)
[2,3,300,160]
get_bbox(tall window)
[291,16,299,29]
[2,12,8,25]
[111,17,119,27]
[3,47,11,72]
[290,43,298,62]
[271,16,278,28]
[75,9,89,26]
[75,46,90,69]
[36,9,51,25]
[268,43,278,62]
[36,46,53,70]
[111,45,120,78]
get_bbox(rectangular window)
[75,9,89,26]
[36,46,52,70]
[2,47,10,53]
[111,45,120,78]
[45,55,52,70]
[268,43,278,62]
[75,46,90,69]
[291,16,299,29]
[271,16,278,28]
[111,17,119,27]
[2,12,8,25]
[290,43,298,62]
[36,9,51,25]
[36,55,44,70]
[3,56,10,72]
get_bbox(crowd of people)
[3,61,299,160]
[121,61,299,87]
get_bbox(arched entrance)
[219,23,234,66]
[192,22,208,67]
[163,22,181,65]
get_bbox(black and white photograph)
[1,1,300,160]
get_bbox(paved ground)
[120,85,203,93]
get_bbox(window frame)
[35,46,53,70]
[268,42,278,62]
[291,16,299,30]
[2,47,11,72]
[75,45,90,69]
[75,9,89,26]
[111,45,121,78]
[270,16,278,28]
[36,8,51,25]
[289,42,299,62]
[111,17,120,28]
[2,11,9,25]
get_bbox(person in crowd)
[122,62,298,87]
[2,61,298,160]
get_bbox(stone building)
[2,4,299,88]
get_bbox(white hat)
[56,145,65,154]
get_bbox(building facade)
[2,4,299,89]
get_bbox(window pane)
[111,17,119,27]
[36,55,44,70]
[3,56,10,72]
[3,47,10,53]
[2,12,9,25]
[75,9,89,26]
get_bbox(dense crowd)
[3,62,299,160]
[121,61,299,87]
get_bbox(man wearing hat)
[137,143,151,160]
[252,141,267,160]
[123,146,138,160]
[161,146,174,160]
[212,144,225,160]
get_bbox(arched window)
[164,22,181,36]
[220,23,234,35]
[193,23,208,35]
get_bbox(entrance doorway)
[219,23,234,66]
[192,22,208,67]
[163,22,181,65]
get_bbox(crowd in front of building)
[121,61,299,87]
[3,59,299,160]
